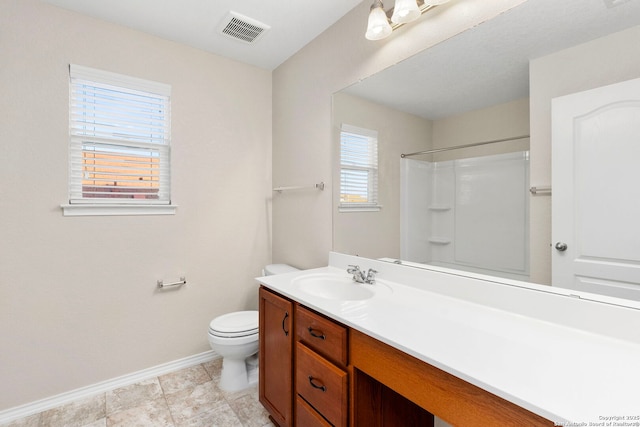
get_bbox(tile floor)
[3,359,273,427]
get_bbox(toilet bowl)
[208,263,299,392]
[208,310,259,392]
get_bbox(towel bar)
[157,277,187,289]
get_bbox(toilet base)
[219,354,258,392]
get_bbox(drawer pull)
[308,376,327,392]
[282,311,289,336]
[307,327,326,340]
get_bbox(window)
[339,124,380,212]
[62,65,174,216]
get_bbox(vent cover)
[218,11,270,44]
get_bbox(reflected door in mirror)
[552,77,640,301]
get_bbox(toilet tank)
[264,264,299,276]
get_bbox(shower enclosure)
[401,151,530,281]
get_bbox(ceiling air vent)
[218,11,270,44]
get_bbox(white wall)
[272,0,528,269]
[529,25,640,284]
[0,0,271,410]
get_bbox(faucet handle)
[365,268,378,284]
[347,265,366,283]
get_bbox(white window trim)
[61,203,177,217]
[339,124,382,212]
[63,65,176,216]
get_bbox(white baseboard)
[0,350,219,425]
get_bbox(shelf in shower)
[428,205,452,211]
[427,237,451,245]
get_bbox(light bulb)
[391,0,420,24]
[365,1,392,40]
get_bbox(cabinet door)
[259,287,293,427]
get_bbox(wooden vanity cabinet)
[295,305,349,427]
[259,287,349,427]
[259,287,293,427]
[259,286,549,426]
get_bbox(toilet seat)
[208,310,258,338]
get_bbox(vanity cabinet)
[259,287,293,427]
[259,285,549,426]
[259,286,349,426]
[295,305,348,427]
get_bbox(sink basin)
[292,273,390,301]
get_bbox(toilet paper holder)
[157,277,187,289]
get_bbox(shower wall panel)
[401,152,529,280]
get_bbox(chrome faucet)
[347,265,377,284]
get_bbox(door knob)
[555,242,568,252]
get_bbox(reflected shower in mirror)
[332,0,640,303]
[401,150,530,281]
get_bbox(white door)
[552,77,640,301]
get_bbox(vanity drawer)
[295,305,348,366]
[296,342,348,427]
[296,396,332,427]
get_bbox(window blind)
[69,65,171,204]
[340,124,379,209]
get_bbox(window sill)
[338,205,382,213]
[61,204,178,217]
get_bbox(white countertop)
[257,252,640,424]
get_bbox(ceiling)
[40,0,640,112]
[41,0,364,70]
[342,0,640,119]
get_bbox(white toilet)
[208,263,299,392]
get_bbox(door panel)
[552,77,640,300]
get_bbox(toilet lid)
[209,311,258,335]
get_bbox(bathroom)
[2,0,640,425]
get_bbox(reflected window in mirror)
[339,124,381,212]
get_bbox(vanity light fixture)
[366,0,451,40]
[365,0,393,40]
[391,0,421,24]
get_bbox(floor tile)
[82,419,106,427]
[1,413,41,427]
[40,393,105,427]
[106,398,173,427]
[202,359,222,380]
[159,365,211,396]
[175,402,242,427]
[164,380,226,424]
[227,393,271,427]
[4,358,272,427]
[106,378,164,414]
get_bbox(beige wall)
[0,0,271,410]
[431,97,530,162]
[529,25,640,285]
[332,92,432,259]
[272,0,528,270]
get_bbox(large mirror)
[332,0,640,303]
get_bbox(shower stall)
[401,151,530,281]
